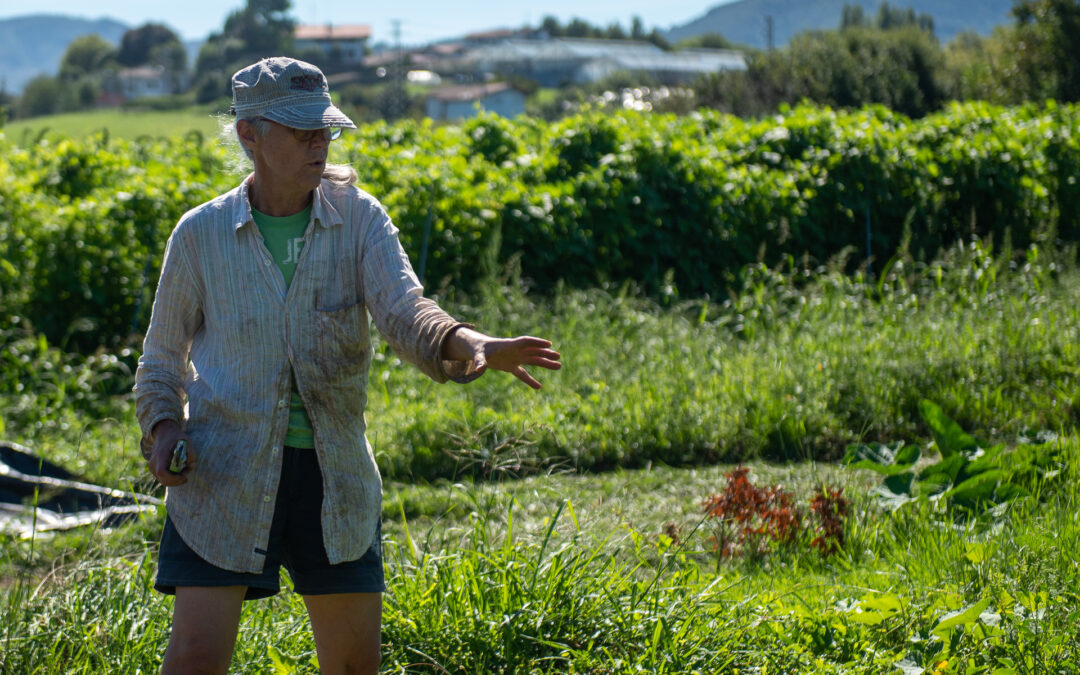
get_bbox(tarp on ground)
[0,441,160,536]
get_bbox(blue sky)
[0,1,734,44]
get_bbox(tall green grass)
[2,243,1079,671]
[4,239,1080,487]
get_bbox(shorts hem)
[154,577,281,600]
[293,581,386,595]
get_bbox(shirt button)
[264,258,271,266]
[264,495,272,503]
[278,399,287,408]
[271,446,280,454]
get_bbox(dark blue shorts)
[155,447,385,601]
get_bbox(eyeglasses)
[257,118,342,142]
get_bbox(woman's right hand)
[148,419,197,486]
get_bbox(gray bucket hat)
[231,57,356,130]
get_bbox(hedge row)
[2,102,1078,350]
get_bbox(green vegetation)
[6,103,1080,352]
[3,343,1079,671]
[2,96,1080,671]
[5,249,1080,671]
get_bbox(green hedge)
[2,102,1079,350]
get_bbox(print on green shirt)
[252,205,316,449]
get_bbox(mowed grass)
[2,106,225,142]
[1,453,1077,673]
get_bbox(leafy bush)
[4,102,1080,351]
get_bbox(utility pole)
[765,15,774,51]
[387,19,407,120]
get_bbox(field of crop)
[2,104,1079,673]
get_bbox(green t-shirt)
[252,205,316,449]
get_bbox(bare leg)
[303,592,382,675]
[162,586,247,675]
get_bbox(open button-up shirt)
[135,176,473,573]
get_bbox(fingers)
[149,436,195,486]
[512,366,543,390]
[523,352,562,371]
[479,335,562,387]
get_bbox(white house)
[117,66,172,99]
[425,82,525,121]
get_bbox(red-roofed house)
[295,24,372,64]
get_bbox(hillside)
[0,15,128,94]
[665,0,1015,48]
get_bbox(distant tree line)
[691,0,1080,118]
[537,15,671,50]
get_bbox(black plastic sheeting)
[0,441,160,536]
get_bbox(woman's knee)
[162,637,234,675]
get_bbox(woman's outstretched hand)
[442,327,562,389]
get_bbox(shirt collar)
[233,174,344,232]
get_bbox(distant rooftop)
[468,38,747,74]
[295,24,372,40]
[427,81,516,102]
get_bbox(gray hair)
[223,116,359,187]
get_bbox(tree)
[841,5,868,29]
[194,0,296,103]
[0,80,13,125]
[58,34,116,82]
[540,15,562,38]
[1011,0,1080,101]
[565,19,596,38]
[605,22,627,40]
[677,33,738,50]
[695,22,946,118]
[17,75,63,117]
[942,29,1015,103]
[221,0,295,55]
[118,23,186,69]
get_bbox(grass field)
[2,241,1079,672]
[1,447,1077,672]
[2,106,226,142]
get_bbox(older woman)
[135,56,560,675]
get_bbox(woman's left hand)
[443,327,562,389]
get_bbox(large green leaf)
[931,598,992,638]
[943,470,1007,507]
[842,441,919,474]
[848,593,904,625]
[919,399,980,458]
[881,471,916,497]
[917,454,966,494]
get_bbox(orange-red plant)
[701,466,849,560]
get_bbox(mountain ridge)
[665,0,1016,48]
[0,14,129,94]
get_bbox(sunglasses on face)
[257,118,343,142]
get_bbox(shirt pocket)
[313,300,370,364]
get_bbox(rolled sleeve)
[361,208,478,382]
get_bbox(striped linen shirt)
[135,175,475,573]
